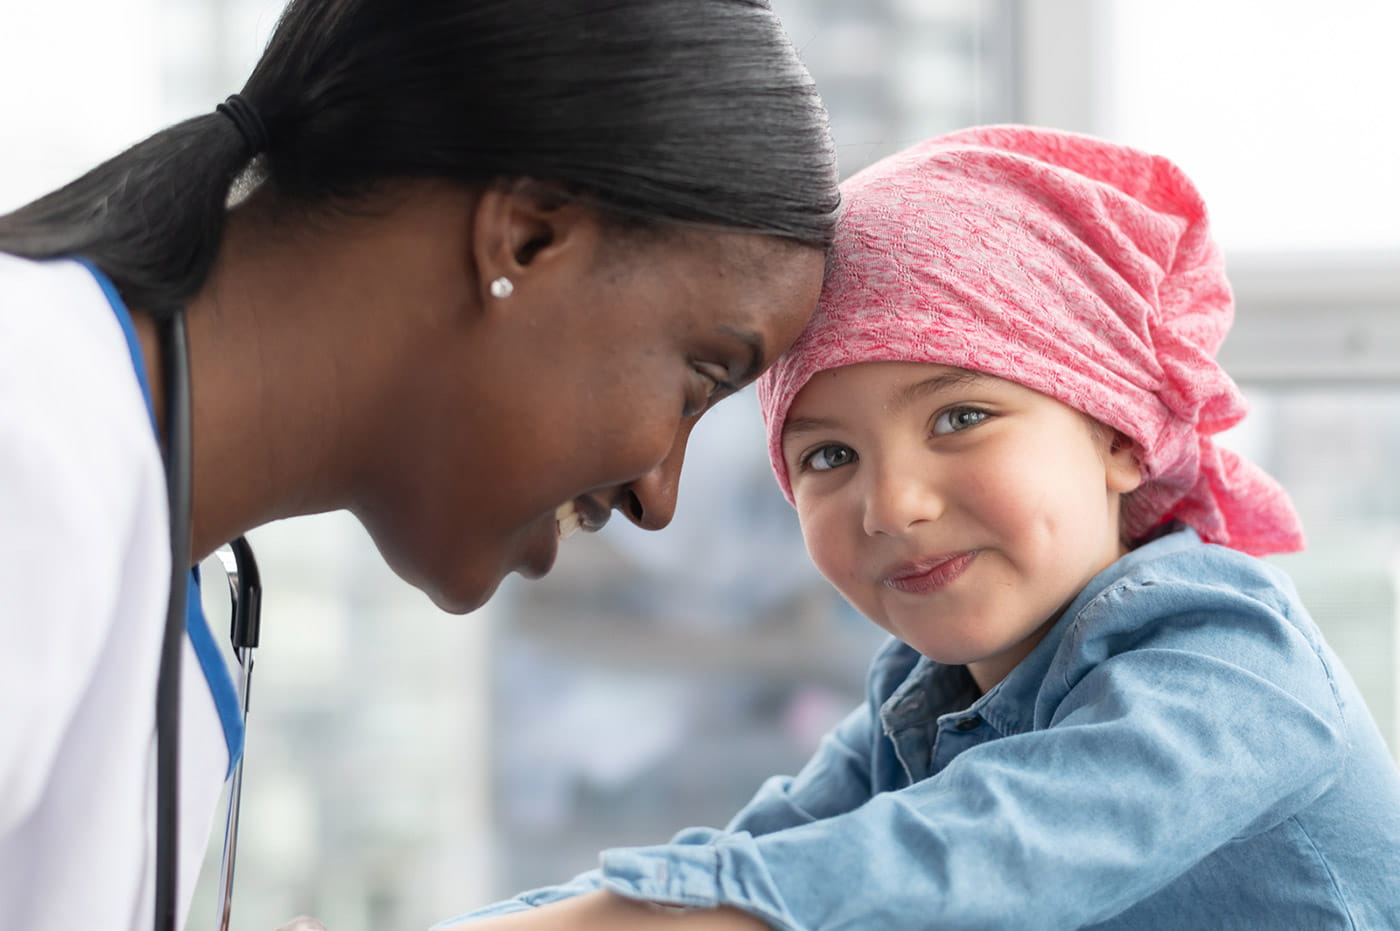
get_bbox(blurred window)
[2,3,1395,929]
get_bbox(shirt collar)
[892,527,1205,737]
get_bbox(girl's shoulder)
[1046,528,1340,719]
[1068,528,1307,639]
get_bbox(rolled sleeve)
[431,869,607,926]
[600,831,798,930]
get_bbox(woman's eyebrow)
[721,325,766,384]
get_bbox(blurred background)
[3,1,1398,928]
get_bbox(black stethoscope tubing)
[155,309,194,931]
[152,310,262,931]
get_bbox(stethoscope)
[153,309,263,931]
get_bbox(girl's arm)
[559,582,1348,931]
[433,642,904,927]
[446,578,1347,930]
[439,891,766,930]
[435,704,884,924]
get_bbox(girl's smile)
[783,360,1143,691]
[882,550,979,594]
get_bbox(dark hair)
[0,0,839,316]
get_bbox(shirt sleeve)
[594,583,1348,930]
[719,701,878,838]
[432,703,885,926]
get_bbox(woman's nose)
[615,419,696,531]
[861,457,944,537]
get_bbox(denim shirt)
[440,530,1400,930]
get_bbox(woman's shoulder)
[0,254,132,376]
[0,253,171,784]
[0,251,90,301]
[1,251,167,560]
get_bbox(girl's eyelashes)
[800,442,857,472]
[791,404,993,472]
[932,405,991,436]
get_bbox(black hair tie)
[216,94,269,158]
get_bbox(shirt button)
[955,716,982,731]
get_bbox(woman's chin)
[428,533,561,615]
[423,568,503,615]
[369,511,563,615]
[377,542,503,616]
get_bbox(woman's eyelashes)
[682,362,737,418]
[931,405,992,435]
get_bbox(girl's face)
[364,228,823,614]
[782,361,1141,691]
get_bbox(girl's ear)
[1105,430,1145,494]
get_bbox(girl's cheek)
[800,512,849,585]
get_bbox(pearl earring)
[489,276,514,299]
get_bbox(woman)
[0,0,838,929]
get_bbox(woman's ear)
[468,181,595,306]
[1105,430,1145,494]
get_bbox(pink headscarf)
[758,125,1304,556]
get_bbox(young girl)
[439,127,1400,929]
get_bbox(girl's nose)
[861,456,944,537]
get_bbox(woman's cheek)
[609,385,689,479]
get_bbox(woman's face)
[364,226,824,613]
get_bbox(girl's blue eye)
[804,443,855,472]
[932,406,990,435]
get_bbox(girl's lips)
[883,551,978,594]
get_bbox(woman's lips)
[883,551,978,594]
[555,501,584,542]
[554,496,611,542]
[519,498,616,582]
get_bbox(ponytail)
[0,113,258,316]
[0,0,840,316]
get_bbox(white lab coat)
[0,254,236,931]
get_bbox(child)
[439,127,1400,929]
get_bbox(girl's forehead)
[784,359,1095,432]
[791,360,1002,407]
[783,361,988,445]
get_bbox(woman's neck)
[135,181,484,562]
[132,197,373,560]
